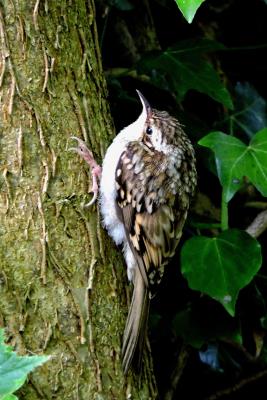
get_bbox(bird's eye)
[146,126,153,135]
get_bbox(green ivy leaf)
[198,128,267,202]
[0,329,49,397]
[2,395,18,400]
[233,82,267,139]
[181,229,262,316]
[109,0,134,10]
[138,39,233,109]
[174,0,206,23]
[173,306,241,348]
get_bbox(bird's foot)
[69,137,102,206]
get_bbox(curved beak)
[136,90,152,119]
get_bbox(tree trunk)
[0,1,157,398]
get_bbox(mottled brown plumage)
[115,102,197,372]
[71,91,197,374]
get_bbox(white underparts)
[123,242,136,281]
[99,104,147,281]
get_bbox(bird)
[70,90,197,374]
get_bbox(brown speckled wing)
[115,142,187,294]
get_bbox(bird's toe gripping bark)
[69,136,102,206]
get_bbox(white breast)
[99,105,147,246]
[99,134,126,245]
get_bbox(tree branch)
[246,210,267,238]
[205,368,267,400]
[163,344,190,400]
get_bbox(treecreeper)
[71,91,197,373]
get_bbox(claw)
[69,136,102,206]
[69,136,94,164]
[85,191,98,207]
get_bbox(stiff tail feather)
[122,268,150,374]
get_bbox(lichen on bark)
[0,1,157,398]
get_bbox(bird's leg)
[69,137,102,206]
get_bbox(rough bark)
[0,1,157,398]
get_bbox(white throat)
[99,102,147,249]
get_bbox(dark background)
[96,1,267,398]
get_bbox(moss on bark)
[0,1,157,398]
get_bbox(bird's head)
[118,91,186,153]
[136,90,184,152]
